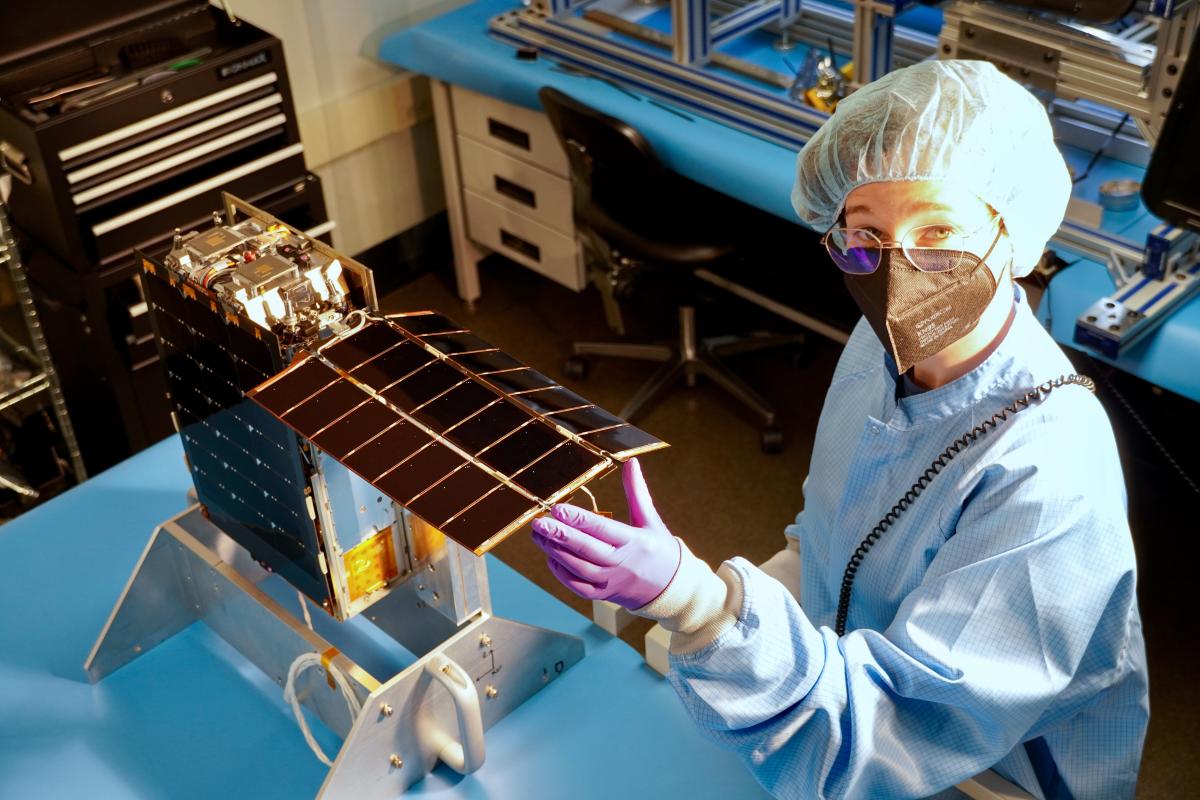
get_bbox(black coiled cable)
[833,373,1095,637]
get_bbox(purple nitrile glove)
[531,458,681,610]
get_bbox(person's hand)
[531,458,681,610]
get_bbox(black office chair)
[539,86,799,452]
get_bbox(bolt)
[479,634,492,648]
[431,592,440,602]
[485,686,499,699]
[160,89,174,104]
[381,703,394,717]
[417,584,425,591]
[389,754,403,769]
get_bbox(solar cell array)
[142,262,331,604]
[250,312,666,553]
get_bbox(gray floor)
[381,257,1187,798]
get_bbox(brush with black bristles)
[120,38,188,70]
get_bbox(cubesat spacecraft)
[86,194,665,797]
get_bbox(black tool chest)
[0,1,326,473]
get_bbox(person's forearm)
[757,538,801,602]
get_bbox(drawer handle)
[494,175,536,208]
[500,229,541,262]
[487,118,531,150]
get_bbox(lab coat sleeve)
[665,437,1139,799]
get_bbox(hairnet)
[791,60,1070,276]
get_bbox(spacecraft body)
[140,194,665,621]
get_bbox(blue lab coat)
[668,290,1149,799]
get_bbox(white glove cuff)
[632,539,743,655]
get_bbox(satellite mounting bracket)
[85,505,584,798]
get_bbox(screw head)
[479,634,492,648]
[485,686,499,699]
[389,754,403,769]
[380,703,394,717]
[160,89,174,104]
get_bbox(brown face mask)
[843,230,1003,374]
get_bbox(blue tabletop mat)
[0,436,768,799]
[377,0,1199,399]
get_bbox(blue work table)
[378,0,1200,403]
[0,436,768,799]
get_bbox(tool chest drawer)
[457,134,573,235]
[464,188,584,290]
[451,85,567,177]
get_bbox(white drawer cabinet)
[430,79,583,303]
[464,189,584,289]
[451,84,568,177]
[457,135,574,235]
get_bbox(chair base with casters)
[565,306,803,454]
[538,85,798,453]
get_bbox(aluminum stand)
[86,505,584,799]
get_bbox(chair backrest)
[537,86,671,223]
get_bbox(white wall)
[223,0,467,255]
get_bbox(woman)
[533,60,1149,799]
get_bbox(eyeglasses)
[820,218,1001,275]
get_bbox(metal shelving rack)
[0,200,86,489]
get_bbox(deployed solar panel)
[249,312,666,553]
